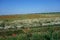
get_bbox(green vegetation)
[0,12,60,40]
[0,26,60,40]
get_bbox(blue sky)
[0,0,60,15]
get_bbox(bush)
[17,34,28,40]
[6,36,17,40]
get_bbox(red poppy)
[12,33,16,37]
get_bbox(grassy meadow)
[0,12,60,40]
